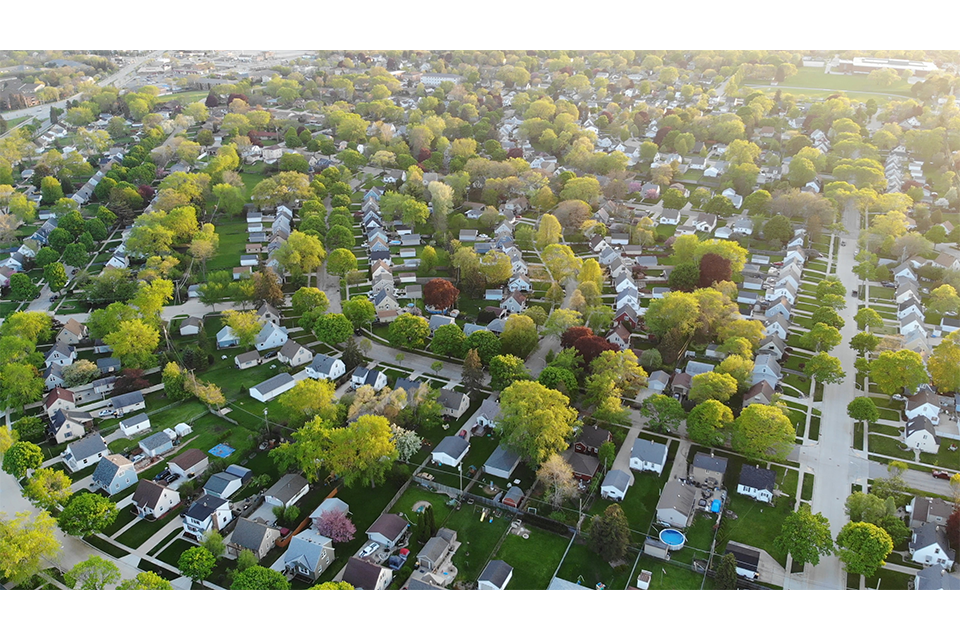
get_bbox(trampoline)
[209,443,235,458]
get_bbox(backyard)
[494,525,570,590]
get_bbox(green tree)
[774,505,835,567]
[929,330,960,393]
[853,308,883,331]
[688,371,738,403]
[499,314,539,359]
[715,552,739,589]
[430,323,466,358]
[58,493,118,537]
[278,379,338,430]
[541,243,583,283]
[587,504,630,563]
[2,441,43,478]
[342,297,377,331]
[489,354,531,391]
[461,349,484,397]
[291,287,329,317]
[23,468,73,511]
[869,349,928,395]
[229,566,290,590]
[464,330,501,365]
[104,319,160,369]
[201,531,226,558]
[388,314,430,349]
[836,522,893,577]
[668,262,700,292]
[64,556,121,590]
[496,380,579,467]
[12,416,45,442]
[314,313,353,345]
[805,352,845,385]
[535,214,562,249]
[686,399,734,446]
[847,397,879,425]
[850,332,881,354]
[116,571,173,590]
[8,273,37,302]
[0,511,61,586]
[178,546,217,583]
[731,404,795,461]
[639,394,686,434]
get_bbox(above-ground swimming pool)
[659,528,687,551]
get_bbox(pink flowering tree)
[314,510,356,543]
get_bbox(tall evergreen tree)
[461,348,484,398]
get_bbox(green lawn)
[801,473,814,501]
[630,555,714,590]
[390,485,454,523]
[102,506,138,536]
[869,567,912,590]
[745,67,913,97]
[590,468,670,541]
[554,540,636,591]
[719,493,794,567]
[441,504,511,585]
[155,537,195,566]
[868,434,914,461]
[115,507,184,550]
[205,217,250,273]
[494,525,570,590]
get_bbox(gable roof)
[133,479,174,509]
[309,354,343,375]
[66,434,107,460]
[434,435,469,460]
[265,474,309,504]
[602,469,632,493]
[231,517,279,553]
[631,438,667,463]
[185,494,229,522]
[279,339,309,359]
[738,465,776,492]
[169,448,206,471]
[478,559,512,588]
[112,390,144,409]
[577,425,611,449]
[343,557,388,590]
[692,452,728,474]
[284,528,333,572]
[438,388,467,411]
[367,513,407,542]
[92,454,132,486]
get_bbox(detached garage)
[249,373,296,402]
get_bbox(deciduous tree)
[639,394,686,434]
[2,441,43,478]
[230,566,290,590]
[64,556,121,590]
[117,571,172,590]
[314,509,357,543]
[178,546,216,583]
[536,453,578,509]
[686,399,734,446]
[731,404,795,461]
[869,349,928,395]
[774,505,835,567]
[58,493,118,537]
[388,314,430,349]
[688,371,738,403]
[805,352,845,385]
[23,468,73,511]
[0,511,60,586]
[836,521,893,577]
[496,380,579,466]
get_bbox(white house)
[656,479,697,528]
[264,474,310,509]
[255,323,289,351]
[658,209,681,225]
[62,434,108,472]
[133,480,181,519]
[736,465,776,503]
[909,523,956,570]
[630,439,668,475]
[182,494,234,539]
[119,413,151,437]
[179,316,203,336]
[352,366,388,391]
[600,469,634,501]
[431,436,470,467]
[477,560,513,591]
[250,373,296,402]
[306,354,346,381]
[235,350,261,370]
[904,416,940,454]
[366,513,408,549]
[905,389,940,425]
[216,326,240,349]
[277,340,313,368]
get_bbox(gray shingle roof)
[434,435,469,460]
[602,469,632,493]
[91,454,131,486]
[231,517,279,554]
[265,474,308,504]
[284,529,333,573]
[111,390,144,409]
[343,557,387,590]
[67,434,107,460]
[185,494,228,522]
[139,432,172,451]
[133,480,172,509]
[738,465,776,492]
[631,438,667,464]
[203,472,236,497]
[367,513,407,542]
[693,452,728,474]
[484,444,520,475]
[252,373,295,395]
[309,354,342,375]
[478,559,512,588]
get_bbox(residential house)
[477,560,513,590]
[44,341,76,368]
[765,281,798,305]
[647,371,670,393]
[438,389,470,419]
[483,445,521,480]
[896,281,920,305]
[671,372,693,397]
[119,413,151,437]
[133,480,180,519]
[351,366,388,391]
[203,465,251,500]
[111,391,145,415]
[48,410,86,444]
[56,319,87,345]
[906,389,940,425]
[373,290,400,313]
[764,314,790,341]
[725,541,761,580]
[277,340,312,368]
[908,496,954,529]
[615,305,639,330]
[429,315,457,334]
[182,494,233,539]
[255,323,288,351]
[765,296,793,320]
[43,363,65,391]
[752,353,782,388]
[139,432,174,458]
[432,436,470,467]
[473,397,501,430]
[501,292,526,314]
[909,523,955,570]
[899,313,926,338]
[600,469,634,501]
[904,416,940,454]
[62,434,108,472]
[914,565,960,590]
[656,479,698,528]
[44,388,75,419]
[507,275,532,293]
[91,454,137,496]
[306,355,346,381]
[97,357,121,375]
[229,518,281,559]
[309,497,350,521]
[658,209,681,225]
[691,453,728,485]
[250,373,297,402]
[216,326,240,349]
[366,513,408,549]
[575,426,612,456]
[418,528,458,572]
[743,381,776,407]
[264,474,310,509]
[234,350,261,370]
[758,334,787,360]
[179,316,203,336]
[897,298,924,320]
[568,451,601,483]
[283,529,335,581]
[343,557,393,590]
[737,465,776,503]
[168,449,208,479]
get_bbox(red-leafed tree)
[573,335,616,365]
[205,91,219,108]
[699,253,732,288]
[227,93,249,105]
[947,509,960,550]
[561,326,594,349]
[113,369,150,394]
[137,184,155,202]
[314,509,357,543]
[423,278,459,312]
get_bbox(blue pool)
[711,499,721,513]
[659,528,687,551]
[209,443,235,458]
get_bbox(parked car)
[131,454,145,463]
[851,290,858,298]
[167,473,181,484]
[154,469,170,482]
[932,470,951,480]
[358,542,380,558]
[98,409,116,417]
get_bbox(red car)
[932,470,951,480]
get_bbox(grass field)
[744,67,914,101]
[554,540,636,591]
[441,505,511,585]
[495,525,570,590]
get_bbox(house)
[92,377,116,396]
[477,560,513,590]
[372,290,399,312]
[765,314,790,341]
[459,229,478,242]
[568,451,601,482]
[765,281,798,305]
[600,469,634,501]
[310,497,350,522]
[758,334,787,360]
[765,297,793,320]
[575,425,612,456]
[182,494,233,539]
[119,413,151,437]
[57,319,87,345]
[139,432,174,458]
[671,372,693,396]
[483,444,521,480]
[366,513,408,549]
[44,387,75,418]
[616,290,641,313]
[743,380,776,407]
[502,485,524,508]
[904,416,940,454]
[751,353,782,387]
[351,366,388,391]
[49,410,87,444]
[656,479,698,528]
[178,316,203,336]
[62,434,108,472]
[168,448,208,479]
[905,389,940,425]
[111,391,145,415]
[909,523,955,570]
[250,373,297,402]
[896,281,920,305]
[737,465,776,503]
[897,298,924,320]
[432,436,470,467]
[500,292,526,314]
[306,354,346,381]
[43,363,66,391]
[914,565,960,591]
[934,252,960,271]
[629,438,668,476]
[264,474,309,509]
[438,389,471,419]
[908,496,954,529]
[725,541,761,580]
[45,341,76,368]
[429,315,457,333]
[255,323,288,351]
[96,357,121,375]
[615,305,639,330]
[277,340,312,368]
[418,528,458,572]
[229,517,281,559]
[133,480,180,519]
[216,326,240,349]
[686,361,715,377]
[691,213,718,233]
[647,371,670,393]
[658,208,681,225]
[343,557,393,590]
[235,350,261,370]
[283,529,335,581]
[691,452,728,485]
[507,275,532,292]
[91,454,137,496]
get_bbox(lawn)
[115,507,183,550]
[441,504,511,585]
[205,217,250,272]
[389,485,454,523]
[868,434,914,461]
[801,473,814,501]
[155,537,196,566]
[589,468,670,541]
[554,539,636,591]
[919,439,960,471]
[630,555,714,590]
[870,567,912,590]
[745,67,913,97]
[719,493,794,567]
[102,507,138,536]
[494,525,570,590]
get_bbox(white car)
[98,409,116,417]
[358,542,380,559]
